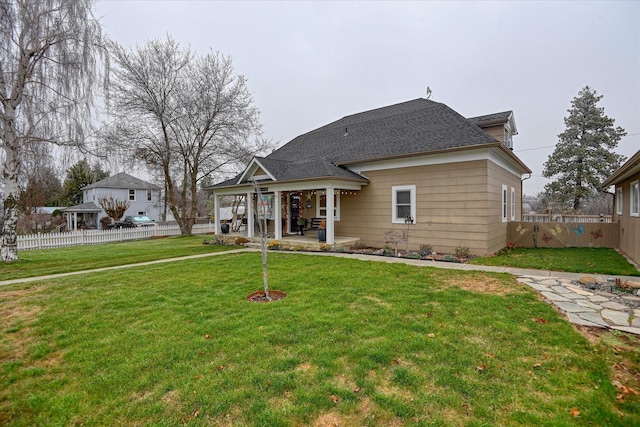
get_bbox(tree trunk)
[1,149,20,262]
[1,111,21,262]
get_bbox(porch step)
[243,236,360,252]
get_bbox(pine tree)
[543,86,626,212]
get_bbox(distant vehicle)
[108,215,156,228]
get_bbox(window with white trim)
[392,185,416,223]
[631,180,639,217]
[616,187,623,215]
[316,192,340,220]
[501,185,508,223]
[147,190,152,201]
[129,189,135,201]
[510,187,516,220]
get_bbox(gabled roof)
[467,111,518,135]
[602,149,640,188]
[82,172,160,191]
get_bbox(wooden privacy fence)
[16,223,215,251]
[508,222,619,249]
[522,214,613,223]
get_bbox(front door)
[290,193,301,233]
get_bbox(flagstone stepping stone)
[601,301,630,311]
[601,309,630,326]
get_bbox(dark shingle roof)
[267,98,499,166]
[82,172,160,191]
[210,98,524,188]
[467,111,512,127]
[256,157,366,181]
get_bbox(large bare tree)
[0,0,105,261]
[105,36,270,235]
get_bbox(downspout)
[520,173,531,219]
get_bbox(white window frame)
[129,189,136,201]
[631,180,640,217]
[501,185,508,223]
[392,185,416,224]
[510,187,516,221]
[616,187,623,215]
[316,192,340,220]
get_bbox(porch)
[223,230,361,251]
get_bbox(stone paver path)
[517,275,640,335]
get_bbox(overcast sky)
[95,0,639,196]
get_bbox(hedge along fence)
[16,223,216,251]
[508,222,619,249]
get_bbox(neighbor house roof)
[602,149,640,188]
[82,172,160,191]
[61,202,102,212]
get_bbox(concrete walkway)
[2,248,639,334]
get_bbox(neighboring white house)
[62,172,163,230]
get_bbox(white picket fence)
[17,223,215,251]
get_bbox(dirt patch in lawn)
[443,276,516,296]
[246,290,287,302]
[0,287,44,362]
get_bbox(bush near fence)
[16,223,215,251]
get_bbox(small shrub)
[410,252,420,259]
[292,245,304,251]
[444,254,456,262]
[267,240,281,250]
[455,246,471,259]
[383,245,394,256]
[419,244,433,258]
[235,237,250,245]
[319,243,331,252]
[354,241,368,250]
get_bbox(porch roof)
[61,201,102,213]
[210,158,369,191]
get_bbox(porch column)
[213,194,220,235]
[325,186,335,245]
[274,191,282,240]
[247,191,254,238]
[73,212,78,231]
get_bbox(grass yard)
[470,247,640,276]
[1,251,639,426]
[0,235,238,281]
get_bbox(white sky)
[95,0,640,196]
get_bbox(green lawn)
[1,251,638,426]
[0,235,237,281]
[470,247,640,276]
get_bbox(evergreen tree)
[61,160,109,206]
[543,86,626,212]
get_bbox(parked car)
[108,215,156,228]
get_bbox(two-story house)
[207,98,531,256]
[62,172,162,230]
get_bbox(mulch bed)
[246,290,287,303]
